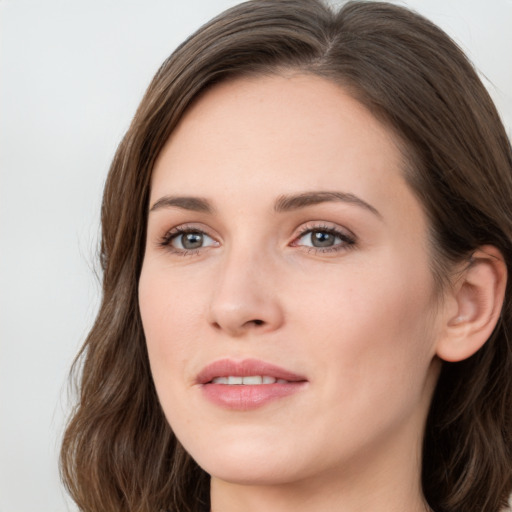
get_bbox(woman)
[60,1,512,511]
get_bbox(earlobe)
[436,246,507,363]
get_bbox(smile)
[197,359,307,410]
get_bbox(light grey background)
[1,1,510,511]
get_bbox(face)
[139,74,444,489]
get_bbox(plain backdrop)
[0,1,511,511]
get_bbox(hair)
[60,1,512,511]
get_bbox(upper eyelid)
[293,221,356,238]
[157,223,218,246]
[160,220,353,235]
[163,222,216,236]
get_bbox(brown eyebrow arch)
[149,195,214,214]
[274,191,382,218]
[149,191,381,218]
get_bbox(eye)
[161,227,218,253]
[292,225,355,253]
[301,230,339,248]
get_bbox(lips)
[196,358,306,384]
[196,358,308,410]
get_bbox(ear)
[436,246,507,362]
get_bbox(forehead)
[150,73,413,218]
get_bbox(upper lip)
[196,358,307,384]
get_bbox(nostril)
[253,319,264,326]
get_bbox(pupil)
[182,232,203,249]
[312,231,334,247]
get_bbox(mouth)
[196,358,307,385]
[197,358,308,410]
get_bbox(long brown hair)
[60,1,512,511]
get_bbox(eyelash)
[158,224,216,256]
[158,223,356,256]
[292,223,356,254]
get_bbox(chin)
[188,437,303,485]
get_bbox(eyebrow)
[150,195,214,214]
[149,190,381,218]
[274,191,382,218]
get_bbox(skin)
[138,73,448,512]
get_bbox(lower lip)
[201,382,306,410]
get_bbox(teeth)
[211,375,284,385]
[243,375,262,385]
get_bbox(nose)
[207,250,284,337]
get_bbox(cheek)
[298,255,438,395]
[139,257,208,329]
[139,268,199,383]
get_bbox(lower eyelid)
[297,240,355,253]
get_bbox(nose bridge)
[208,240,283,335]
